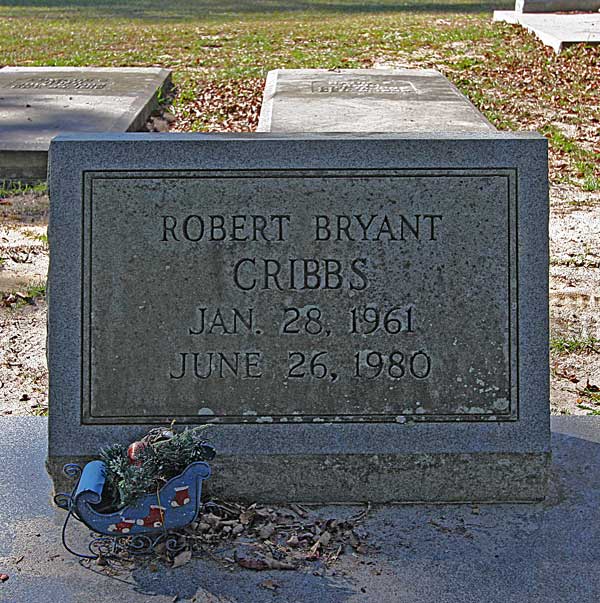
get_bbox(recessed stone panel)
[82,169,517,424]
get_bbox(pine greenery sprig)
[98,427,216,510]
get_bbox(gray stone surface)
[48,132,549,502]
[87,171,511,423]
[494,11,600,52]
[2,416,600,602]
[517,0,600,12]
[0,67,171,182]
[257,69,496,133]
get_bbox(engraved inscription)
[169,351,263,380]
[188,307,255,336]
[10,77,109,90]
[310,79,419,95]
[82,171,517,425]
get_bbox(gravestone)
[517,0,600,12]
[47,131,550,502]
[0,67,171,183]
[258,69,496,133]
[494,10,600,52]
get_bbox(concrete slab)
[494,11,600,52]
[257,69,496,133]
[493,9,521,24]
[1,416,600,602]
[0,67,171,183]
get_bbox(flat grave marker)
[0,67,171,182]
[258,69,496,133]
[494,9,600,52]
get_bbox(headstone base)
[48,451,550,503]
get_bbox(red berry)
[127,441,146,466]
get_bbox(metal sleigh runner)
[55,456,212,559]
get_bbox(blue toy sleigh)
[55,460,211,558]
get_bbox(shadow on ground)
[2,417,600,602]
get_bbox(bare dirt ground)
[1,184,599,417]
[549,185,600,414]
[0,194,48,415]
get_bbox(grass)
[582,176,600,192]
[0,181,48,198]
[27,403,49,417]
[550,335,600,355]
[581,390,600,404]
[541,125,600,191]
[0,0,513,20]
[577,381,600,416]
[24,282,46,299]
[2,282,47,308]
[22,230,49,245]
[550,242,600,268]
[0,0,598,188]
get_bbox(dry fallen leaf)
[307,540,321,559]
[204,513,221,528]
[239,509,256,525]
[586,379,600,393]
[172,78,263,134]
[258,524,275,540]
[172,550,192,568]
[259,579,280,591]
[234,548,296,571]
[290,503,308,518]
[318,531,332,547]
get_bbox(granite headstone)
[47,132,550,502]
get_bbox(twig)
[290,503,308,518]
[349,501,371,523]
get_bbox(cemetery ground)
[1,0,598,418]
[0,3,600,601]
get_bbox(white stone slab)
[258,69,496,133]
[494,11,600,52]
[493,10,520,24]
